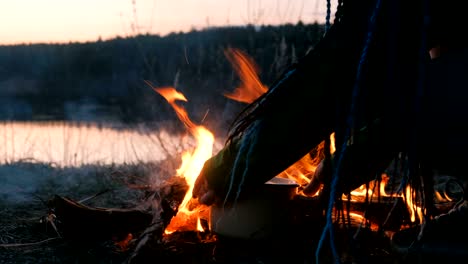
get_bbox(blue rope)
[410,0,430,218]
[416,0,429,113]
[315,0,383,262]
[223,125,254,209]
[233,122,260,206]
[326,0,331,32]
[223,120,261,211]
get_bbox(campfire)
[45,48,458,263]
[144,47,432,247]
[153,87,213,234]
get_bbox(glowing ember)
[434,191,445,202]
[348,212,379,231]
[350,184,373,197]
[154,87,214,233]
[434,190,453,202]
[349,212,365,220]
[115,233,133,251]
[379,174,389,196]
[342,173,425,224]
[330,132,336,154]
[342,174,391,201]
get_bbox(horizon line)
[0,21,325,47]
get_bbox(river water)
[0,121,223,166]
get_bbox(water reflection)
[0,121,219,166]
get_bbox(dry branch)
[48,195,153,241]
[126,177,188,264]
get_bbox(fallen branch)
[48,195,153,241]
[126,176,188,264]
[0,237,60,248]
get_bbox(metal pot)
[209,177,299,240]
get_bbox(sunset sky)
[0,0,334,45]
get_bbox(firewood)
[126,177,188,264]
[342,197,409,230]
[47,195,153,241]
[289,195,409,231]
[47,176,188,246]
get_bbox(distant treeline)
[0,22,324,132]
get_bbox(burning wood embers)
[44,174,419,264]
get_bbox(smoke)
[0,162,167,208]
[0,163,51,203]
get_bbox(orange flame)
[196,218,204,232]
[154,87,214,233]
[279,153,316,186]
[152,50,430,234]
[404,185,424,223]
[224,48,268,104]
[278,132,335,195]
[222,48,326,190]
[343,173,424,224]
[342,174,392,201]
[348,212,379,231]
[223,49,326,194]
[330,132,336,154]
[155,87,194,129]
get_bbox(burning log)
[342,196,410,231]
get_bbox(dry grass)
[0,160,178,263]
